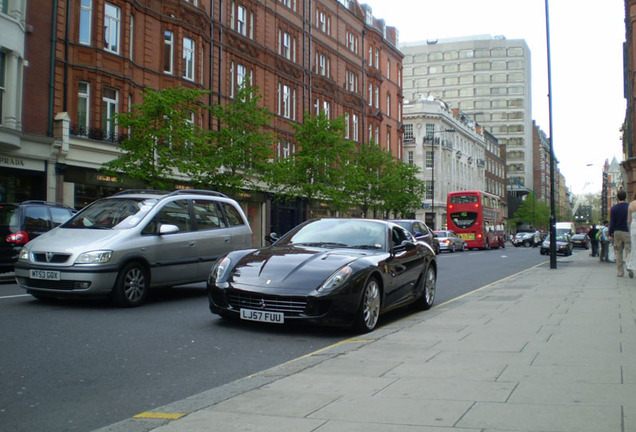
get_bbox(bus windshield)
[450,211,478,228]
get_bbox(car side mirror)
[158,223,179,235]
[265,232,279,244]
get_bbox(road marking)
[0,294,30,299]
[134,412,186,420]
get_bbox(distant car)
[539,234,573,256]
[571,233,590,249]
[388,219,440,254]
[0,201,75,273]
[207,218,438,333]
[15,190,252,307]
[434,230,465,253]
[513,231,535,247]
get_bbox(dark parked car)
[539,234,573,256]
[434,230,465,252]
[0,201,75,273]
[388,219,440,254]
[571,233,590,249]
[207,218,438,333]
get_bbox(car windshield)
[62,198,159,229]
[282,219,387,250]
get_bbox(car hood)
[24,227,130,253]
[228,246,375,290]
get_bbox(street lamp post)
[545,0,557,269]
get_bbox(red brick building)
[9,0,403,237]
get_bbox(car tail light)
[6,231,29,245]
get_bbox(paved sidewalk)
[96,250,636,432]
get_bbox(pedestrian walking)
[626,191,636,278]
[588,224,599,257]
[600,220,610,263]
[609,189,632,277]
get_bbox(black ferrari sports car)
[207,218,437,333]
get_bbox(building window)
[323,101,330,119]
[104,3,120,54]
[352,114,359,141]
[368,83,372,106]
[78,81,90,136]
[237,5,247,36]
[163,31,174,73]
[374,85,379,108]
[279,0,296,11]
[404,124,413,143]
[102,87,119,139]
[344,113,350,139]
[279,30,294,61]
[425,150,433,168]
[230,62,249,97]
[407,151,414,164]
[375,48,379,68]
[386,59,391,80]
[184,0,198,5]
[129,14,134,60]
[183,37,195,81]
[278,83,295,120]
[317,53,329,77]
[278,141,291,159]
[346,30,358,54]
[386,93,391,117]
[1,0,7,14]
[316,9,330,34]
[79,0,92,45]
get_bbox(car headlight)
[75,250,113,264]
[211,256,232,282]
[319,265,353,293]
[18,247,29,261]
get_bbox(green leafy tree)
[344,140,393,217]
[183,85,275,196]
[103,87,209,189]
[267,112,354,214]
[511,193,550,229]
[381,159,427,218]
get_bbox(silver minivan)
[15,190,252,306]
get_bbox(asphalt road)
[0,244,560,432]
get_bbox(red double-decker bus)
[446,190,505,249]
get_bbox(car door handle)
[224,238,230,243]
[188,241,196,247]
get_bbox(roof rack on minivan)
[111,189,228,198]
[168,189,228,198]
[111,189,171,196]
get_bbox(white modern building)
[403,96,486,230]
[400,35,533,198]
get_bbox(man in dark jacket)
[609,189,632,277]
[588,224,599,257]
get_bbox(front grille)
[227,291,308,315]
[24,279,79,290]
[32,253,72,264]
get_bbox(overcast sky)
[362,0,626,195]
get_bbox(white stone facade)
[403,97,486,230]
